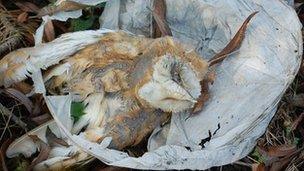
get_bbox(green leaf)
[71,16,96,31]
[250,148,266,163]
[293,137,300,145]
[71,102,86,122]
[13,157,29,171]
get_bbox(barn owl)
[0,12,257,150]
[49,32,209,149]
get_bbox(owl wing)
[0,30,111,87]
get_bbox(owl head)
[138,53,206,113]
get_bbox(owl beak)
[138,80,198,113]
[162,80,197,103]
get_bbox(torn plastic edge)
[34,0,108,46]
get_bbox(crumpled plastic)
[34,0,107,44]
[6,0,303,170]
[88,0,303,169]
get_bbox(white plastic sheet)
[285,0,295,6]
[98,0,303,169]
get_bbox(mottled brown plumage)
[46,32,209,148]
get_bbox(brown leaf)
[209,11,259,66]
[14,2,40,13]
[17,12,28,23]
[27,135,51,171]
[0,139,13,171]
[23,33,35,46]
[291,112,304,130]
[268,147,303,171]
[46,127,69,147]
[152,0,172,37]
[31,113,52,124]
[192,79,210,114]
[44,20,55,42]
[3,88,33,114]
[252,163,266,171]
[37,1,88,17]
[53,20,69,33]
[291,94,304,108]
[269,156,292,171]
[206,70,216,84]
[32,95,44,116]
[97,166,129,171]
[267,144,297,157]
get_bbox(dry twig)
[0,103,27,132]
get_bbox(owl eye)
[170,62,182,84]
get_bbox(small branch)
[0,103,27,130]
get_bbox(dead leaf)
[192,71,215,114]
[44,20,55,42]
[257,145,301,171]
[192,79,210,114]
[267,144,297,157]
[27,135,51,171]
[23,33,35,46]
[46,127,69,147]
[53,20,69,33]
[252,163,266,171]
[206,70,216,84]
[269,156,292,171]
[291,112,304,130]
[17,12,28,23]
[3,88,33,114]
[14,2,40,13]
[31,95,44,116]
[0,139,13,171]
[37,1,88,18]
[209,11,259,66]
[152,0,172,37]
[291,93,304,108]
[97,166,129,171]
[31,113,52,124]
